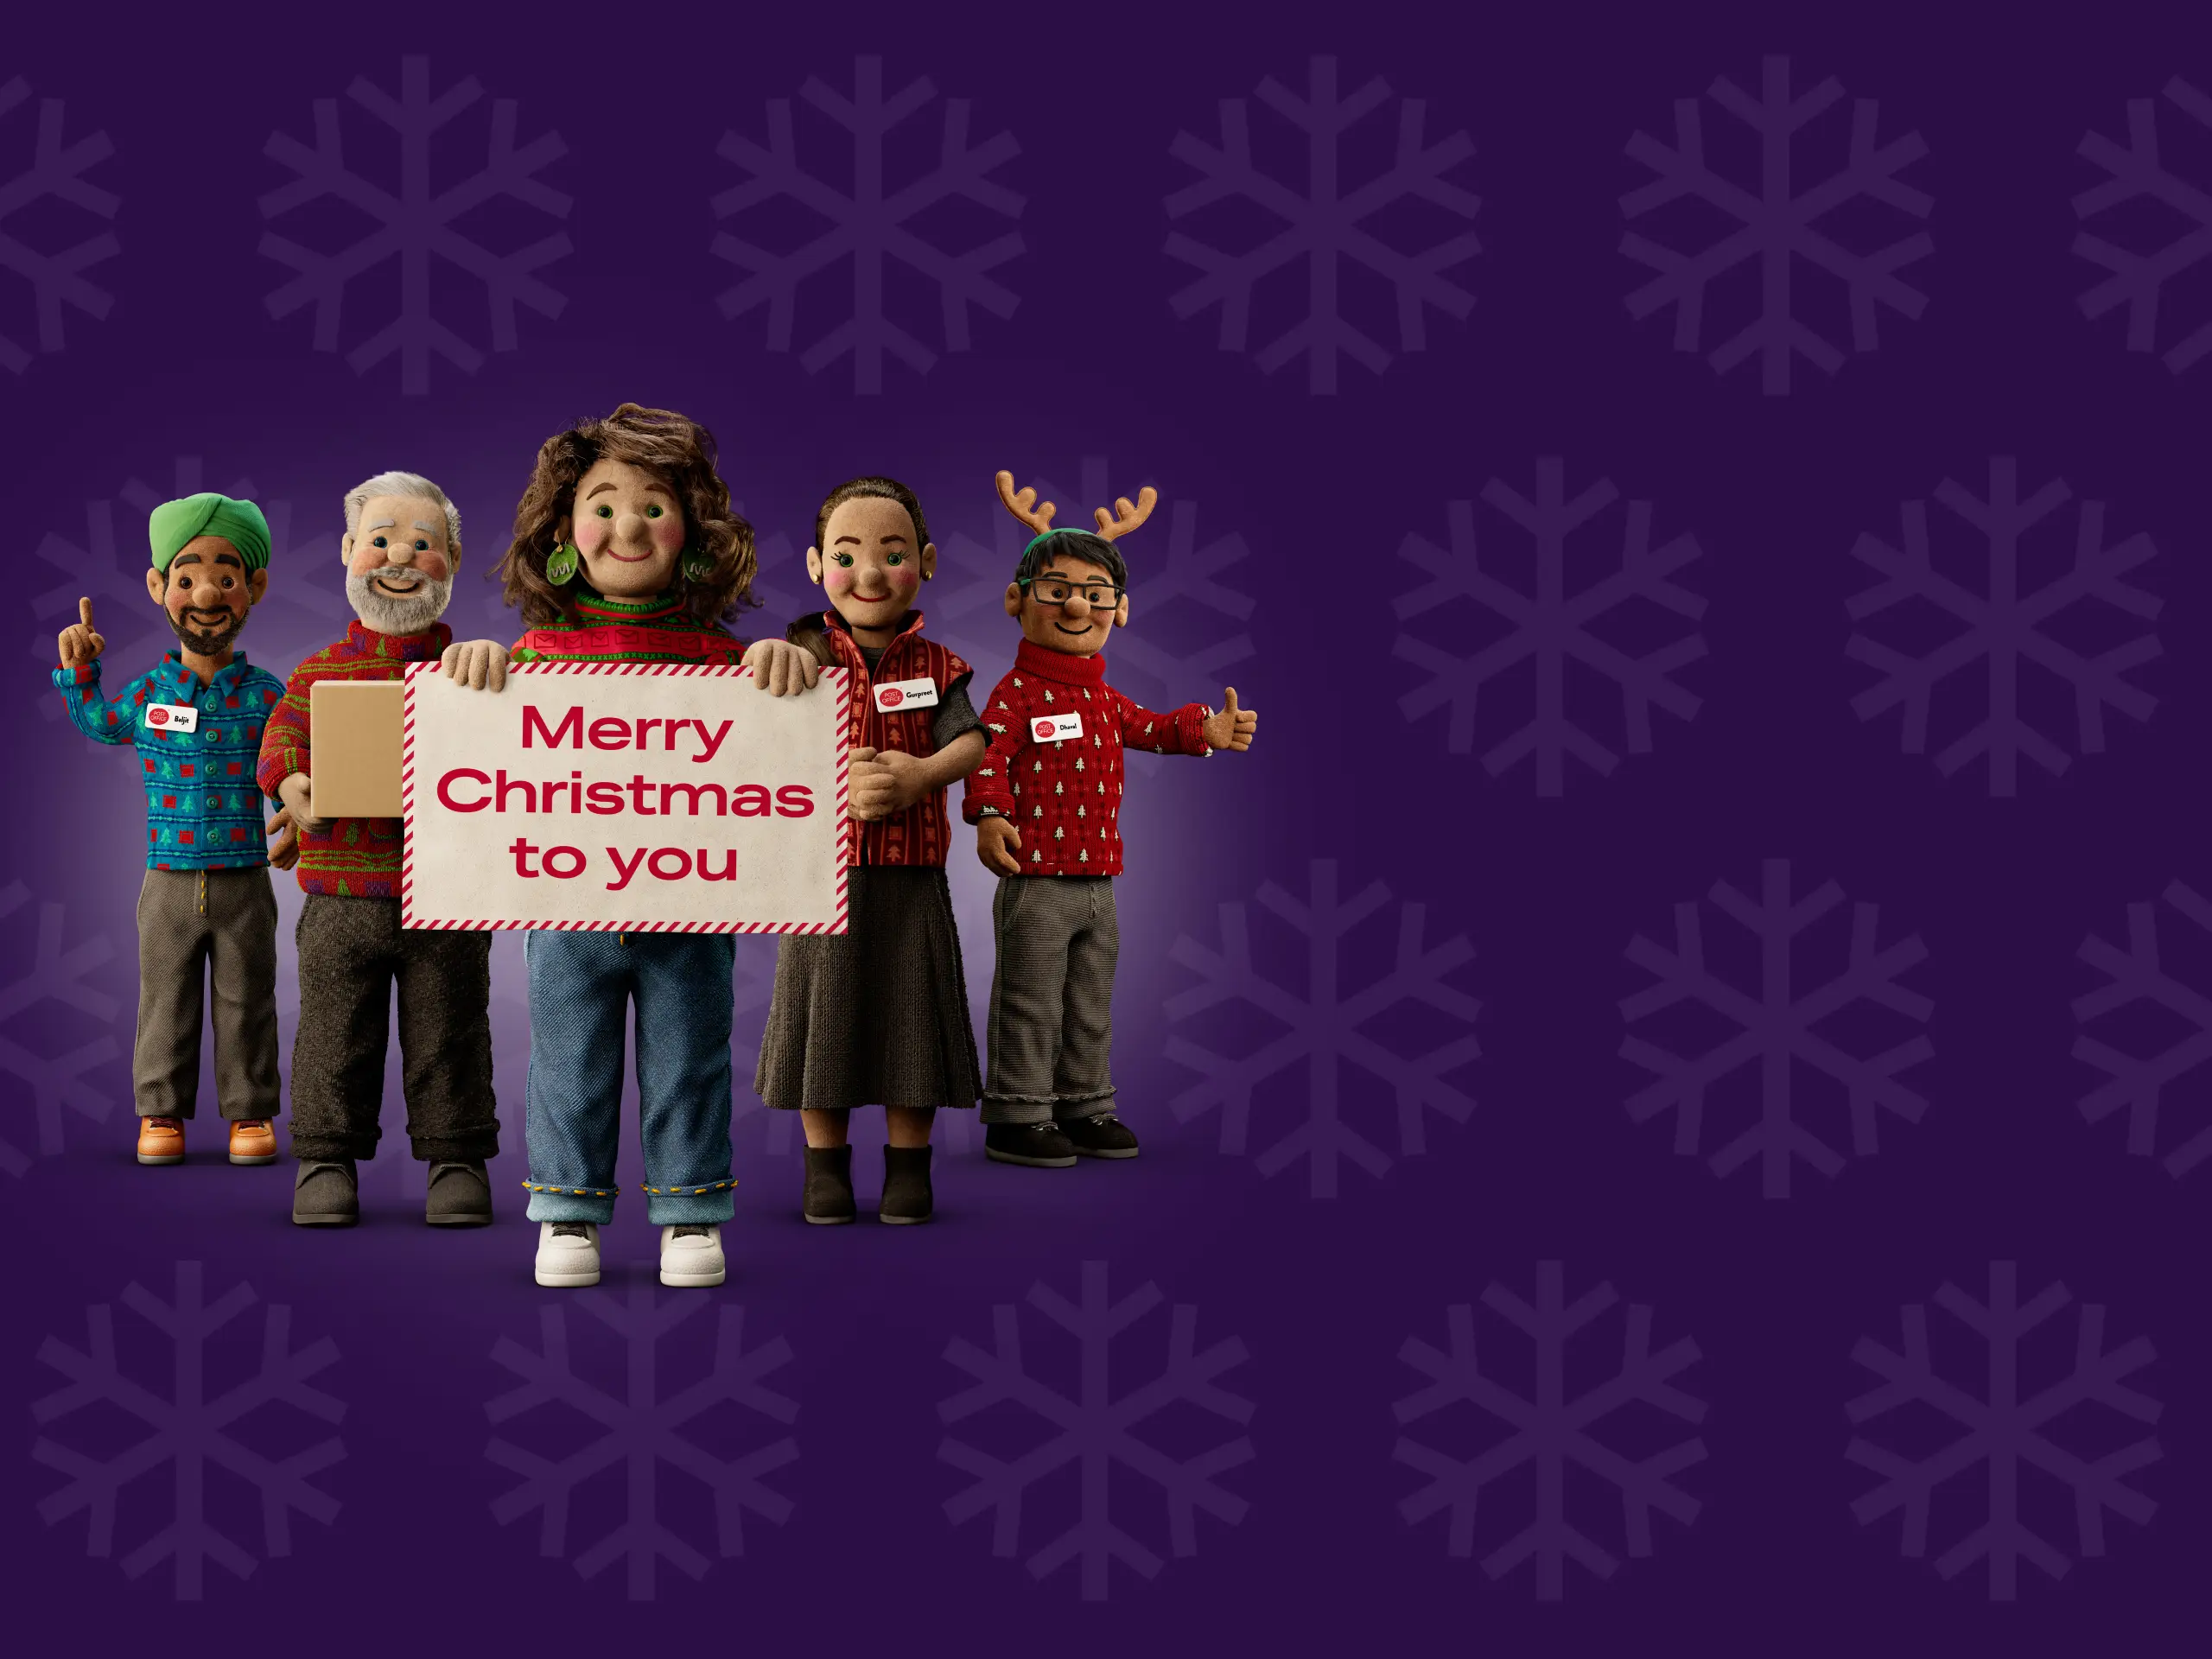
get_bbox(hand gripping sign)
[401,664,850,933]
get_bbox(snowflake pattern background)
[1621,54,1932,394]
[2075,79,2212,374]
[0,880,122,1175]
[938,1260,1254,1600]
[0,75,117,372]
[1844,456,2160,797]
[2072,880,2212,1179]
[1165,858,1478,1198]
[1847,1261,2162,1600]
[712,54,1022,394]
[1393,459,1706,795]
[1621,858,1934,1198]
[1394,1261,1706,1599]
[260,56,571,394]
[1165,54,1479,393]
[33,1262,346,1599]
[486,1287,798,1601]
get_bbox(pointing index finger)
[79,596,94,628]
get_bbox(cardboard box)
[309,680,404,819]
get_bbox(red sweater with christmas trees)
[962,639,1211,877]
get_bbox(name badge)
[874,677,940,712]
[1031,712,1084,744]
[145,703,200,733]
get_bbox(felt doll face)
[344,493,454,635]
[808,496,933,632]
[562,459,686,598]
[1003,549,1129,658]
[144,533,264,656]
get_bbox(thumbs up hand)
[57,596,105,669]
[1202,685,1256,753]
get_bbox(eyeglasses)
[1020,577,1126,608]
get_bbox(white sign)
[1031,711,1084,743]
[401,664,849,934]
[145,702,199,732]
[873,676,939,712]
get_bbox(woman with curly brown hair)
[442,404,820,1290]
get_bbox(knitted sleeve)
[961,672,1029,821]
[1114,690,1211,758]
[52,662,142,747]
[256,652,321,798]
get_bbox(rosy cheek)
[652,518,684,552]
[826,568,857,595]
[890,566,920,595]
[577,523,611,554]
[416,550,451,580]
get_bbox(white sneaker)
[535,1221,601,1287]
[659,1224,726,1288]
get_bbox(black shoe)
[426,1160,493,1226]
[292,1160,359,1227]
[804,1144,857,1224]
[1061,1112,1141,1160]
[880,1144,934,1224]
[985,1122,1078,1168]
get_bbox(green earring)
[546,543,580,585]
[682,545,714,582]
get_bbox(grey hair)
[342,471,462,565]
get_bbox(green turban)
[148,493,271,572]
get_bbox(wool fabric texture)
[817,608,974,868]
[149,493,271,571]
[509,589,747,664]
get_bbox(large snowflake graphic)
[0,75,118,372]
[1394,1261,1705,1599]
[260,55,571,394]
[1621,54,1932,394]
[939,1260,1254,1600]
[712,54,1022,395]
[1393,458,1706,796]
[1166,858,1478,1198]
[32,1262,346,1599]
[486,1287,798,1601]
[1847,1260,2162,1600]
[2075,79,2212,373]
[1845,456,2160,797]
[31,456,350,719]
[1165,54,1479,393]
[2073,880,2212,1178]
[1621,858,1933,1198]
[0,880,122,1176]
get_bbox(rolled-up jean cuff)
[644,1184,738,1225]
[524,1182,618,1224]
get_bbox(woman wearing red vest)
[754,477,988,1223]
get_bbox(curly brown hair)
[498,403,760,627]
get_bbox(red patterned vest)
[822,610,970,868]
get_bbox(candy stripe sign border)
[398,660,851,934]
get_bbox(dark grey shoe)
[292,1160,359,1227]
[804,1144,857,1224]
[984,1122,1078,1168]
[879,1144,934,1224]
[1061,1113,1141,1160]
[426,1160,493,1227]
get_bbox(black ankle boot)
[880,1144,934,1225]
[804,1144,856,1224]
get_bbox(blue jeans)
[522,931,737,1225]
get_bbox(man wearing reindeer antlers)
[963,470,1260,1166]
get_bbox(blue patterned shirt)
[55,653,288,870]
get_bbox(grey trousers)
[133,868,281,1121]
[982,874,1118,1124]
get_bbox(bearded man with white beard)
[257,472,504,1228]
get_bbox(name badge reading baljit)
[144,703,200,733]
[1030,712,1084,744]
[874,677,940,713]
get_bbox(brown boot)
[803,1145,856,1225]
[137,1116,185,1166]
[228,1119,278,1166]
[879,1144,933,1225]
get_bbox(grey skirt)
[754,865,982,1110]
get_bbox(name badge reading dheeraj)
[874,677,940,713]
[1030,712,1084,744]
[144,703,199,733]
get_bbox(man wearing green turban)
[53,493,297,1170]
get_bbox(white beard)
[347,569,452,635]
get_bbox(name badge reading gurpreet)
[874,677,939,713]
[144,703,200,733]
[1031,712,1084,744]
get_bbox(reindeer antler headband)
[995,469,1157,557]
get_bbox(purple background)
[4,3,2207,1653]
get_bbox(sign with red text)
[400,663,850,934]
